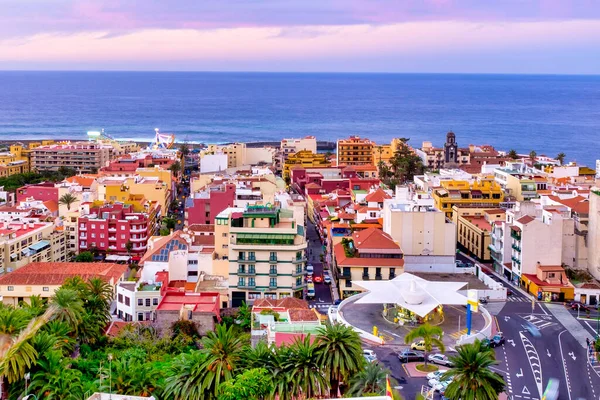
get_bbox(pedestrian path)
[546,303,588,348]
[506,296,530,302]
[310,303,333,310]
[521,314,556,330]
[449,329,467,339]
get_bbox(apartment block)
[453,207,506,261]
[336,136,375,166]
[0,222,67,274]
[78,202,160,258]
[383,187,456,272]
[333,228,404,299]
[31,142,111,173]
[186,183,236,225]
[97,176,172,213]
[432,178,505,218]
[283,151,331,179]
[280,136,317,159]
[587,189,600,280]
[222,205,308,306]
[0,145,29,177]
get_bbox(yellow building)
[203,143,246,169]
[98,176,171,213]
[336,136,375,166]
[432,179,505,218]
[521,264,574,302]
[372,144,393,165]
[283,150,331,178]
[0,145,30,177]
[453,207,506,261]
[0,261,127,306]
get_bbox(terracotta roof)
[288,308,320,322]
[105,321,150,337]
[516,215,536,225]
[253,297,309,310]
[523,273,571,288]
[193,235,215,246]
[546,195,589,214]
[364,188,392,203]
[305,183,321,189]
[538,265,564,271]
[188,224,215,233]
[579,283,600,289]
[43,200,58,213]
[352,228,400,251]
[483,209,506,215]
[463,216,492,231]
[156,291,220,317]
[66,175,96,187]
[0,262,127,286]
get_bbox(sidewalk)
[546,303,588,348]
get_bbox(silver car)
[428,353,454,367]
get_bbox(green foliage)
[74,251,94,262]
[404,323,445,366]
[160,227,171,236]
[442,340,505,400]
[379,138,425,189]
[218,368,273,400]
[236,302,252,331]
[58,192,79,211]
[171,320,200,339]
[556,152,566,165]
[0,169,77,192]
[347,362,390,397]
[259,309,280,321]
[508,149,518,160]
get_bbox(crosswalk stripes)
[521,314,555,329]
[450,329,468,339]
[506,297,529,302]
[310,303,333,309]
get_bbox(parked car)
[568,301,590,311]
[426,369,449,381]
[314,275,323,283]
[323,272,332,284]
[397,350,425,363]
[307,283,315,299]
[430,379,451,393]
[483,333,505,348]
[410,340,427,351]
[363,349,377,363]
[428,354,454,367]
[306,264,314,275]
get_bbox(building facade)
[453,207,506,261]
[336,136,375,166]
[31,142,111,173]
[223,205,308,307]
[283,151,331,179]
[280,136,317,159]
[432,178,505,218]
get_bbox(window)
[248,277,256,287]
[121,234,126,239]
[121,226,125,230]
[7,286,14,291]
[118,294,123,303]
[138,299,143,306]
[345,280,352,287]
[121,243,126,248]
[100,225,105,229]
[222,232,227,237]
[188,260,198,265]
[269,266,277,275]
[100,233,105,238]
[270,278,277,287]
[389,268,396,279]
[188,271,198,276]
[375,267,382,278]
[125,297,130,306]
[145,298,151,307]
[248,251,255,260]
[238,277,245,287]
[138,313,144,321]
[91,233,96,238]
[153,298,159,306]
[41,286,50,292]
[91,224,96,229]
[238,251,245,260]
[270,251,277,260]
[362,267,369,279]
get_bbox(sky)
[1,0,600,73]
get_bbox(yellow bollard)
[373,326,378,337]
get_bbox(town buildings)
[31,142,112,173]
[220,204,308,306]
[336,136,375,166]
[283,150,331,179]
[0,261,127,306]
[78,202,160,258]
[0,144,30,177]
[432,178,505,218]
[280,136,317,159]
[453,207,506,261]
[333,228,404,299]
[587,189,600,280]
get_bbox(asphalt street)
[496,301,600,400]
[305,219,333,313]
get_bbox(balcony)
[237,269,256,276]
[341,271,352,279]
[510,230,521,241]
[239,282,256,289]
[511,243,521,252]
[269,258,278,264]
[269,268,278,277]
[375,275,383,281]
[79,234,87,239]
[79,226,87,231]
[130,236,148,242]
[292,281,306,290]
[80,243,87,248]
[511,256,521,265]
[108,236,117,241]
[362,274,370,280]
[292,268,305,277]
[130,226,146,233]
[133,245,147,252]
[269,282,278,289]
[247,256,256,262]
[108,227,117,232]
[108,245,117,250]
[292,257,307,264]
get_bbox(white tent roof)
[353,273,468,317]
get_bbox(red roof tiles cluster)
[0,262,127,286]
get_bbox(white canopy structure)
[353,273,468,317]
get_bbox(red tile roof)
[516,215,536,225]
[523,273,571,288]
[352,228,401,251]
[288,308,320,322]
[156,291,221,319]
[188,224,215,233]
[334,229,404,267]
[253,297,309,310]
[364,188,392,203]
[546,195,589,214]
[0,262,127,286]
[43,200,58,213]
[66,175,96,187]
[0,223,49,238]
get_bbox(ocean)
[0,71,598,167]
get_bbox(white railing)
[455,304,493,346]
[337,292,384,345]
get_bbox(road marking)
[519,331,543,397]
[516,368,523,377]
[558,330,573,400]
[522,386,530,395]
[383,329,401,338]
[568,351,576,361]
[546,349,551,357]
[450,329,468,339]
[505,316,511,321]
[507,339,516,347]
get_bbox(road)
[496,301,600,400]
[305,219,333,313]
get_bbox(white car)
[363,349,377,362]
[323,272,332,284]
[428,378,451,391]
[428,353,454,367]
[306,264,314,275]
[426,369,448,381]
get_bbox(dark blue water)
[0,71,598,166]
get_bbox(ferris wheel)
[150,128,176,150]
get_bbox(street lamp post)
[108,353,113,399]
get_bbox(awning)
[29,240,50,251]
[237,233,295,240]
[436,189,448,196]
[105,255,131,261]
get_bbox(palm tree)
[169,161,182,177]
[58,192,79,211]
[404,323,445,366]
[529,150,537,166]
[442,340,505,400]
[347,361,390,397]
[201,324,244,397]
[21,295,47,318]
[50,288,85,334]
[316,323,363,396]
[179,143,190,157]
[29,351,85,400]
[507,149,518,160]
[287,336,329,398]
[163,351,211,400]
[556,152,566,165]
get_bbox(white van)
[307,283,315,299]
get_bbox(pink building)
[16,182,58,203]
[186,183,236,225]
[78,203,159,257]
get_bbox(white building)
[382,187,457,273]
[280,136,317,159]
[588,189,600,280]
[200,153,228,174]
